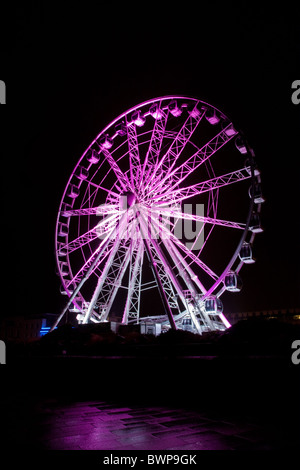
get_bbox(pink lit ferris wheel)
[53,96,264,333]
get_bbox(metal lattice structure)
[53,96,264,334]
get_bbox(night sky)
[1,3,300,319]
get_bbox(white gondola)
[98,134,113,150]
[86,148,100,164]
[60,285,68,295]
[187,102,201,118]
[60,262,69,276]
[57,243,67,257]
[244,157,260,176]
[221,119,237,136]
[131,110,145,127]
[235,136,248,154]
[204,296,223,314]
[205,108,220,125]
[224,124,237,136]
[149,103,163,120]
[57,222,68,237]
[115,120,127,136]
[168,100,182,117]
[239,242,255,264]
[224,272,243,292]
[248,183,265,204]
[249,212,263,233]
[61,203,72,217]
[67,184,80,199]
[76,166,89,180]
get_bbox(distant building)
[1,308,299,342]
[0,315,53,342]
[226,307,300,325]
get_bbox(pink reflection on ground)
[38,399,272,450]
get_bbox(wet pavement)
[1,396,299,451]
[1,353,299,451]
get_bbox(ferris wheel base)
[75,313,229,335]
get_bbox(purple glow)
[54,96,263,333]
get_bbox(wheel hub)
[119,191,136,210]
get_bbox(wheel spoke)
[148,123,237,197]
[66,237,116,289]
[161,235,207,294]
[151,167,251,206]
[102,148,132,192]
[96,240,132,322]
[160,236,214,332]
[58,213,119,254]
[61,204,120,217]
[122,239,144,324]
[126,119,143,190]
[148,211,219,281]
[83,215,129,323]
[146,104,204,188]
[138,211,180,313]
[139,211,206,332]
[140,104,169,192]
[152,206,246,231]
[51,213,129,332]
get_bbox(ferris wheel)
[52,96,264,334]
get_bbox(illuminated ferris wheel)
[52,96,264,333]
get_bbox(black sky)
[1,2,300,318]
